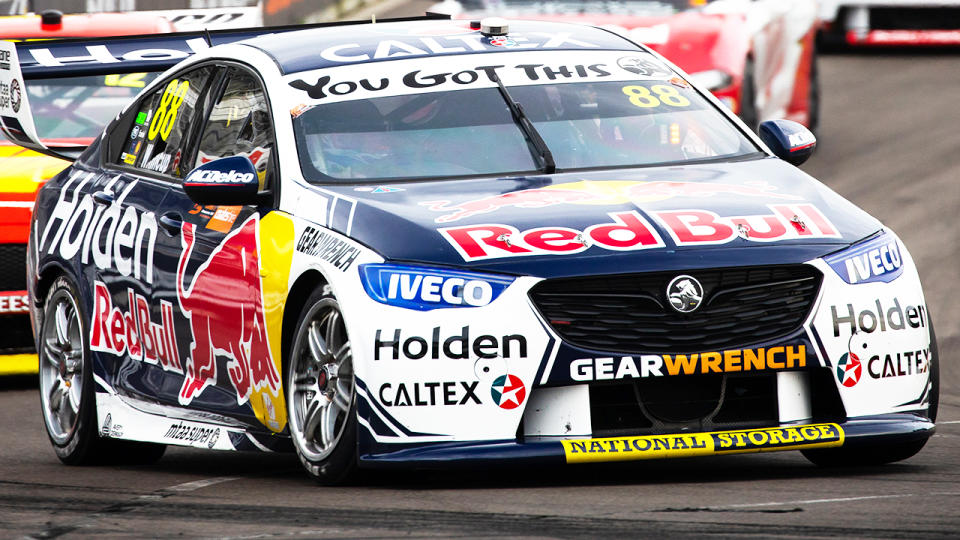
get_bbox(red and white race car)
[431,0,820,131]
[819,0,960,46]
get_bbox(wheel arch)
[33,261,76,332]
[281,268,330,373]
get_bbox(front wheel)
[286,285,357,484]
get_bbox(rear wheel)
[286,285,357,484]
[39,276,165,465]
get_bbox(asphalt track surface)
[2,13,960,540]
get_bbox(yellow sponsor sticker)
[561,423,844,464]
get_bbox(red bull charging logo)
[177,215,282,406]
[422,180,799,223]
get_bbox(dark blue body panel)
[317,156,879,278]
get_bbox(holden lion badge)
[667,275,703,313]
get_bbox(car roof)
[0,12,173,38]
[242,19,641,75]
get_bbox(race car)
[819,0,960,46]
[430,0,820,131]
[1,15,936,483]
[0,9,173,375]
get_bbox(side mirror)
[758,119,816,166]
[183,155,260,206]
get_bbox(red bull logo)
[423,180,799,223]
[90,283,182,372]
[441,204,839,261]
[177,215,281,406]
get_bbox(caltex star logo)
[490,374,526,410]
[836,352,862,387]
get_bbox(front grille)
[589,373,779,437]
[0,314,35,354]
[529,265,821,354]
[0,244,27,290]
[870,8,960,30]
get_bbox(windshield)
[455,0,718,15]
[291,51,759,182]
[26,73,159,141]
[296,88,540,180]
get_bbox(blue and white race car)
[1,15,937,483]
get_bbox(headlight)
[687,69,733,92]
[823,231,903,285]
[359,264,515,310]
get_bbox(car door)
[99,64,218,404]
[153,64,285,431]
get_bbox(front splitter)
[358,413,934,467]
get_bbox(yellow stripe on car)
[249,210,295,433]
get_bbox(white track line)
[710,492,960,510]
[163,477,241,492]
[937,420,960,424]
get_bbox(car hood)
[313,157,880,279]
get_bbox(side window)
[195,67,276,191]
[118,66,214,178]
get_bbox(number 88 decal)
[622,84,691,108]
[148,79,190,142]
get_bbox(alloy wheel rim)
[39,289,85,445]
[288,298,354,462]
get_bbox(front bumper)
[358,413,934,467]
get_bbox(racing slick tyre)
[802,321,940,467]
[739,59,759,133]
[39,276,166,465]
[286,285,357,485]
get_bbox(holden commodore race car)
[819,0,960,46]
[0,9,174,375]
[430,0,820,131]
[0,15,937,483]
